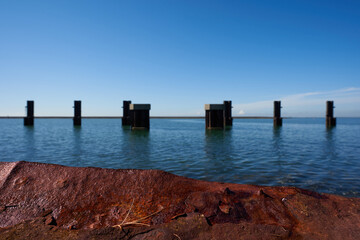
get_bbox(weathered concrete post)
[223,100,233,127]
[24,100,34,126]
[273,101,282,127]
[205,104,224,129]
[129,104,151,130]
[326,101,336,127]
[73,100,81,126]
[122,100,132,126]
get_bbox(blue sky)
[0,0,359,117]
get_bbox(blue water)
[0,118,359,197]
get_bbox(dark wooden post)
[326,101,336,127]
[205,104,224,129]
[273,101,282,127]
[223,100,233,127]
[73,100,81,126]
[130,104,151,130]
[122,100,132,126]
[24,100,34,126]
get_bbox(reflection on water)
[0,118,359,197]
[272,126,284,168]
[272,127,282,154]
[72,126,82,164]
[24,125,35,162]
[324,127,337,160]
[121,128,151,169]
[205,129,233,160]
[271,126,300,188]
[204,129,235,182]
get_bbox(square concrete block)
[205,104,224,110]
[129,104,151,110]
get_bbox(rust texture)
[0,161,359,239]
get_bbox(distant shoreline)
[1,116,358,119]
[0,116,274,119]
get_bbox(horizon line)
[1,116,359,119]
[0,116,271,119]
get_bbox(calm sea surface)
[0,118,359,197]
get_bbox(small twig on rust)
[113,199,164,230]
[173,233,182,240]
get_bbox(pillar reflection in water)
[24,125,36,161]
[204,129,235,182]
[72,126,83,165]
[271,127,285,177]
[324,127,337,162]
[121,129,151,169]
[272,127,283,159]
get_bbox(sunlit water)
[0,118,359,197]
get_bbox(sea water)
[0,118,359,197]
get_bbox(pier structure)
[223,100,233,127]
[122,100,132,126]
[73,100,81,126]
[205,100,234,129]
[273,101,283,127]
[129,104,151,130]
[24,100,34,126]
[205,104,225,129]
[326,101,336,127]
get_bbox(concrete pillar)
[273,101,282,127]
[129,104,151,130]
[326,101,336,127]
[73,100,81,126]
[205,104,224,129]
[24,101,34,126]
[223,100,233,127]
[122,100,132,126]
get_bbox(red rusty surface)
[1,161,360,239]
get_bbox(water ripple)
[0,118,359,197]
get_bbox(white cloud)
[233,87,360,117]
